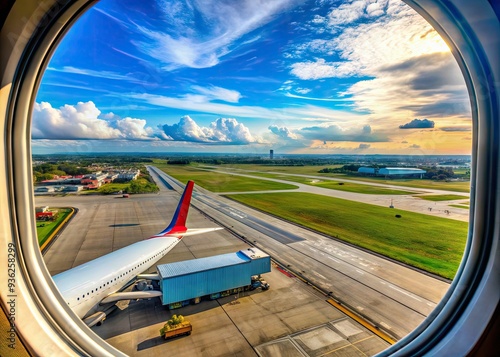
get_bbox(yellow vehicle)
[160,315,192,340]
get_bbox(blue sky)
[33,0,472,155]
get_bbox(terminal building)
[156,248,271,307]
[357,167,426,178]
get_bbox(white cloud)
[115,118,154,139]
[268,125,298,140]
[287,0,467,127]
[190,85,242,103]
[290,58,360,80]
[298,123,389,142]
[32,101,156,140]
[47,66,148,85]
[327,0,369,26]
[135,0,302,70]
[128,92,364,122]
[159,116,257,144]
[295,88,311,95]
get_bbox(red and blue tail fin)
[152,180,194,237]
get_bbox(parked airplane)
[51,180,221,327]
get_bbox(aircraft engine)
[135,279,152,291]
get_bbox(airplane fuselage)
[52,236,179,319]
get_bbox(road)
[147,166,453,339]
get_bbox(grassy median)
[416,194,468,201]
[238,171,415,195]
[157,164,298,192]
[36,208,72,247]
[227,192,468,280]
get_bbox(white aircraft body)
[52,180,220,327]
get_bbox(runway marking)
[314,272,327,280]
[328,256,340,263]
[389,285,422,301]
[380,322,393,331]
[229,211,244,219]
[327,299,396,345]
[309,247,318,252]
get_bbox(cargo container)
[157,248,270,306]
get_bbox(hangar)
[379,167,426,178]
[357,167,426,178]
[157,247,271,307]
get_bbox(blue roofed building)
[378,167,426,178]
[157,247,271,306]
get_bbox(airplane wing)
[164,227,224,238]
[100,290,162,305]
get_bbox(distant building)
[358,167,376,175]
[357,167,426,178]
[379,167,426,178]
[270,150,274,160]
[117,170,140,181]
[34,187,55,193]
[62,185,83,192]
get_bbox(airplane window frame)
[0,0,498,356]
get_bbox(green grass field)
[156,164,298,192]
[36,208,72,247]
[450,204,470,209]
[212,164,471,193]
[235,171,415,195]
[416,194,468,201]
[324,176,470,193]
[227,192,468,279]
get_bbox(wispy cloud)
[190,85,242,103]
[284,92,353,102]
[133,0,302,70]
[127,92,364,123]
[47,66,150,85]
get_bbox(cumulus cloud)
[290,58,359,80]
[32,101,158,141]
[327,0,372,26]
[268,125,297,140]
[399,118,435,129]
[159,116,257,144]
[409,144,421,148]
[298,123,389,142]
[358,143,371,149]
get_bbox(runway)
[147,166,452,339]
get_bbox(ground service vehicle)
[160,315,192,340]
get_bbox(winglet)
[153,180,194,237]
